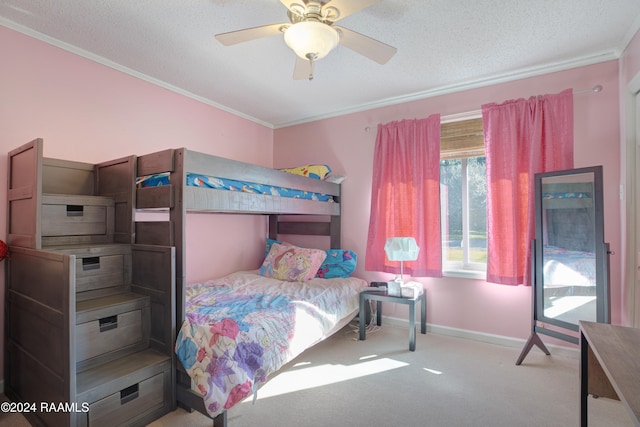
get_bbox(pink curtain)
[365,114,442,277]
[482,89,574,285]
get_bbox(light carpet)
[149,322,633,427]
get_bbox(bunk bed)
[134,148,365,426]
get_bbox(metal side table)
[359,286,426,351]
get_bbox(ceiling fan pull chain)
[306,53,317,80]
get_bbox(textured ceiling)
[2,0,640,128]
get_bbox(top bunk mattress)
[135,148,341,215]
[137,172,335,203]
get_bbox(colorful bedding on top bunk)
[137,172,335,202]
[541,191,591,200]
[174,271,367,418]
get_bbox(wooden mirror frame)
[517,165,611,365]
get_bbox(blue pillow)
[316,248,357,279]
[264,238,357,279]
[265,237,281,258]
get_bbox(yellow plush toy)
[279,164,331,180]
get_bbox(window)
[440,118,487,274]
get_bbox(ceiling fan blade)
[335,26,396,64]
[323,0,381,22]
[293,56,313,80]
[280,0,306,10]
[215,23,287,46]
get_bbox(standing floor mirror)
[516,166,611,365]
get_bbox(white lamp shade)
[284,21,339,60]
[384,237,420,261]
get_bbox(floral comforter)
[175,271,366,417]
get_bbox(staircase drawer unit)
[6,140,175,427]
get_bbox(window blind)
[440,118,485,160]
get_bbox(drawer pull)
[98,315,118,332]
[82,257,100,271]
[66,205,84,216]
[120,384,139,405]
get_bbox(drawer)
[52,244,131,298]
[76,310,143,363]
[88,372,164,427]
[76,254,124,292]
[41,194,113,237]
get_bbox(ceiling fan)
[215,0,397,80]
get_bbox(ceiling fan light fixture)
[284,21,339,60]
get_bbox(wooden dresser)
[579,320,640,426]
[5,139,175,426]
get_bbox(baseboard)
[380,315,580,360]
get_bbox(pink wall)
[0,27,274,381]
[274,61,623,342]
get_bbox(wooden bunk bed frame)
[134,148,342,426]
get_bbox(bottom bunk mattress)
[175,271,367,417]
[542,245,596,287]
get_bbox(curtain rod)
[364,84,603,132]
[574,84,603,94]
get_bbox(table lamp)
[384,237,420,296]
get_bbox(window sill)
[443,269,486,280]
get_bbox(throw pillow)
[259,243,327,282]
